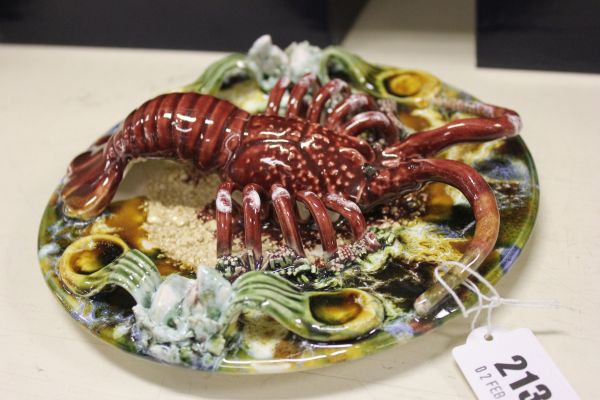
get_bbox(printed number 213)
[494,355,551,400]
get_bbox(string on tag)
[434,261,559,338]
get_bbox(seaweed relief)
[432,261,579,399]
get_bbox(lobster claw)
[380,158,501,317]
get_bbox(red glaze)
[226,115,374,202]
[271,185,304,256]
[60,73,521,315]
[61,93,250,218]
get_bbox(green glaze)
[183,53,250,95]
[58,236,160,308]
[230,272,384,342]
[319,47,443,108]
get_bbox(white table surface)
[2,0,599,398]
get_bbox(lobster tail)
[58,93,249,219]
[60,143,125,219]
[400,159,500,316]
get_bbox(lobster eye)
[384,73,423,97]
[362,164,378,180]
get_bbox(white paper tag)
[452,327,579,399]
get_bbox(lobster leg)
[270,185,305,256]
[296,191,337,257]
[325,93,378,131]
[387,101,521,158]
[287,73,320,119]
[324,194,366,240]
[396,159,501,317]
[216,182,234,256]
[306,79,351,123]
[243,184,263,267]
[265,77,291,116]
[339,111,400,145]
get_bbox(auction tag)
[452,327,579,399]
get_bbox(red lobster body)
[60,74,521,316]
[62,93,375,218]
[228,115,374,202]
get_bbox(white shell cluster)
[247,34,323,90]
[132,266,233,368]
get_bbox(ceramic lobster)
[60,73,521,316]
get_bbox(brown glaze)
[60,73,521,315]
[309,291,362,325]
[102,197,148,249]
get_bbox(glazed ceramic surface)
[38,36,538,373]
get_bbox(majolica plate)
[37,35,538,373]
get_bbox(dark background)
[477,0,600,73]
[0,0,366,51]
[1,0,599,73]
